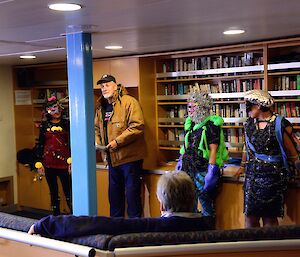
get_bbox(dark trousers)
[45,168,72,215]
[108,160,143,218]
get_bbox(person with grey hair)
[157,172,195,216]
[28,172,212,238]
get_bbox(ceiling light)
[223,29,245,35]
[20,55,36,59]
[105,45,123,50]
[48,3,82,11]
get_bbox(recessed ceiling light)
[223,29,245,35]
[48,3,82,11]
[20,55,36,59]
[105,45,123,50]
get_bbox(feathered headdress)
[244,90,274,107]
[187,83,213,123]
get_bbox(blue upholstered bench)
[0,212,300,252]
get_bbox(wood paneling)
[17,165,46,209]
[17,165,69,212]
[0,177,13,206]
[110,58,139,87]
[96,169,110,216]
[93,58,139,89]
[216,182,245,229]
[93,60,110,89]
[141,173,161,217]
[138,57,158,169]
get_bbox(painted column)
[66,32,97,215]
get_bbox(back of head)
[156,171,195,213]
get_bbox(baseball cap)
[97,74,116,84]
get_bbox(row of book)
[165,128,185,142]
[167,106,187,119]
[218,79,264,93]
[165,104,246,120]
[162,79,264,96]
[272,75,300,91]
[161,52,263,73]
[161,128,244,151]
[223,128,244,151]
[274,102,300,117]
[163,102,300,121]
[213,103,246,118]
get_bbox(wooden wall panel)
[138,57,158,169]
[96,169,110,216]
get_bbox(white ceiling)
[1,0,300,65]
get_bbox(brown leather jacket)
[94,85,146,167]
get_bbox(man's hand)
[107,140,118,150]
[28,224,35,235]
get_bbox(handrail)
[0,227,96,257]
[113,239,300,257]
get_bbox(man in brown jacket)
[95,74,146,218]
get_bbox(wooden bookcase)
[155,38,300,164]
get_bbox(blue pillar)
[66,32,97,215]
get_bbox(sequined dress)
[244,116,290,217]
[182,120,220,216]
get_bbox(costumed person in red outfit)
[35,96,72,215]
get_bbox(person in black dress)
[241,90,298,228]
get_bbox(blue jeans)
[108,160,143,218]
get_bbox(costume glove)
[175,155,183,171]
[204,164,219,191]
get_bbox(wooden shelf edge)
[159,147,180,151]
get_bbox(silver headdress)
[244,90,274,107]
[187,83,213,123]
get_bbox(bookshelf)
[155,39,300,164]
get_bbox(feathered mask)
[187,83,213,123]
[46,96,66,115]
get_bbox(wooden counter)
[96,164,300,230]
